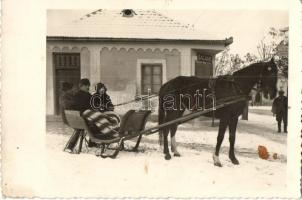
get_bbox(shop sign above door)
[197,54,212,64]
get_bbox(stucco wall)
[99,47,180,94]
[98,47,181,112]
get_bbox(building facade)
[47,9,232,115]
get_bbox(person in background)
[254,83,261,106]
[65,78,92,153]
[91,82,114,112]
[272,90,288,133]
[255,91,261,106]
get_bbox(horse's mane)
[232,61,265,77]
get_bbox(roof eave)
[224,37,233,46]
[47,36,233,46]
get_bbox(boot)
[284,125,287,133]
[88,139,99,148]
[65,129,81,152]
[278,122,281,133]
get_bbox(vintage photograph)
[44,8,291,197]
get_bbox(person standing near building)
[272,90,288,133]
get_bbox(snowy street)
[45,107,287,197]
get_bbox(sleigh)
[63,109,151,158]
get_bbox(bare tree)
[214,47,232,76]
[214,49,248,76]
[257,27,286,60]
[257,39,274,61]
[256,27,288,78]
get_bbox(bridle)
[251,61,276,92]
[254,62,265,91]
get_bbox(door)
[195,61,213,78]
[195,54,213,78]
[53,53,81,115]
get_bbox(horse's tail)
[158,95,165,145]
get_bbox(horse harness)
[208,75,244,96]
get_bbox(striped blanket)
[82,110,121,138]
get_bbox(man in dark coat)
[73,79,92,114]
[272,90,288,133]
[65,78,92,152]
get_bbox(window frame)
[53,53,81,70]
[141,64,163,95]
[136,59,167,95]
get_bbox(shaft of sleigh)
[136,95,247,137]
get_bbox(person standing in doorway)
[272,90,288,133]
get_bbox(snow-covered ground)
[45,109,287,198]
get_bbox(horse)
[158,58,278,166]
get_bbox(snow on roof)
[47,9,232,43]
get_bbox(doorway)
[53,53,81,115]
[195,61,213,78]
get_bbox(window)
[141,64,162,94]
[53,53,80,69]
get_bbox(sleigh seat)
[64,109,151,158]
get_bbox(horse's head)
[259,58,278,99]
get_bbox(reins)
[113,62,273,107]
[113,81,207,107]
[113,77,244,107]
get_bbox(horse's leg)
[229,117,239,165]
[213,118,228,167]
[163,126,171,160]
[170,110,184,157]
[163,110,182,160]
[170,125,181,157]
